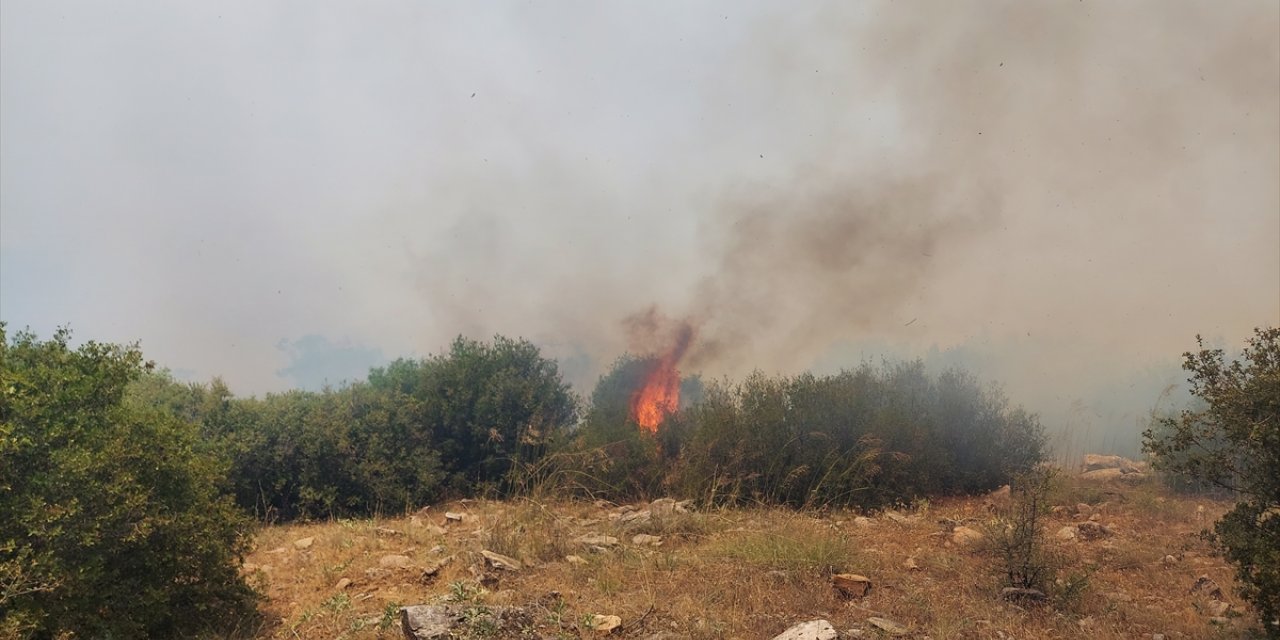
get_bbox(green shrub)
[557,358,1045,510]
[0,327,258,638]
[1144,327,1280,636]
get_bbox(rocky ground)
[236,471,1259,639]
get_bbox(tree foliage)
[0,326,258,639]
[561,358,1045,509]
[1144,327,1280,635]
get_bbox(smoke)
[2,1,1276,452]
[615,1,1279,386]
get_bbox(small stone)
[1162,554,1177,567]
[619,510,652,523]
[576,533,619,546]
[866,617,908,636]
[1077,616,1095,629]
[335,578,351,590]
[903,556,922,571]
[480,549,522,571]
[565,555,588,565]
[1076,521,1111,540]
[443,512,465,523]
[1208,616,1229,625]
[1206,599,1231,617]
[650,498,678,516]
[852,516,873,528]
[1152,634,1165,640]
[1056,526,1078,541]
[375,526,403,536]
[832,573,872,598]
[379,554,413,568]
[632,534,663,546]
[770,619,837,640]
[589,614,622,633]
[293,536,315,550]
[420,556,452,582]
[1076,503,1092,516]
[428,545,446,554]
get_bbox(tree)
[0,326,258,638]
[1144,327,1280,636]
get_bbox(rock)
[619,510,652,524]
[400,604,530,639]
[632,534,663,546]
[420,556,452,582]
[770,619,838,640]
[443,512,465,523]
[589,614,622,633]
[1079,468,1124,481]
[866,617,909,636]
[674,500,694,513]
[293,536,315,550]
[1001,587,1047,603]
[401,605,464,639]
[379,554,413,568]
[1162,554,1178,567]
[832,573,872,598]
[650,498,678,516]
[1208,616,1230,625]
[1076,503,1092,516]
[1056,526,1078,541]
[1088,513,1101,522]
[903,556,922,571]
[335,577,351,590]
[884,511,919,525]
[375,526,403,536]
[428,545,446,555]
[852,516,873,528]
[951,526,984,546]
[1207,599,1231,617]
[576,533,619,546]
[1076,521,1111,540]
[1051,505,1069,516]
[1152,634,1165,640]
[480,550,522,571]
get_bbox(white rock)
[293,536,315,550]
[770,619,838,640]
[480,550,522,571]
[379,554,413,568]
[866,617,909,636]
[589,614,622,633]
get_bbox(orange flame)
[628,321,694,433]
[631,355,681,433]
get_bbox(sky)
[2,2,1278,456]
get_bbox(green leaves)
[1143,327,1280,635]
[0,327,259,638]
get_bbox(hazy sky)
[2,2,1277,451]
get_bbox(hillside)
[235,475,1258,639]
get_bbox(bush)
[1144,327,1280,635]
[557,358,1045,509]
[983,469,1060,595]
[0,327,258,638]
[164,334,579,521]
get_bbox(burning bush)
[557,357,1045,509]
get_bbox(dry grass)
[227,478,1262,639]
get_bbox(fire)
[627,317,694,433]
[631,355,681,433]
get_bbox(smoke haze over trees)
[2,2,1275,459]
